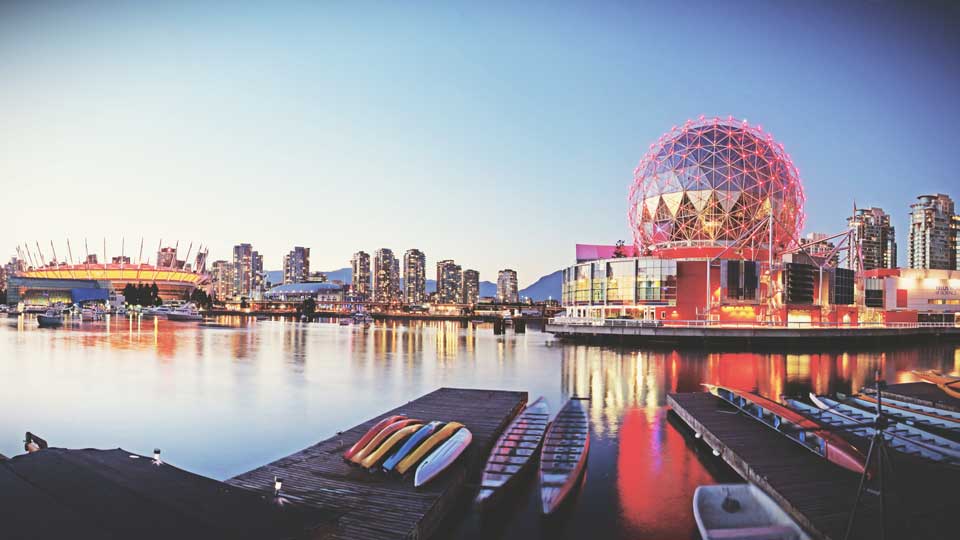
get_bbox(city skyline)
[3,1,959,285]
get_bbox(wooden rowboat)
[702,384,867,475]
[395,422,464,475]
[476,397,550,509]
[349,418,421,464]
[912,370,960,400]
[540,397,589,514]
[694,484,810,540]
[414,427,472,487]
[343,415,406,461]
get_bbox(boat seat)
[707,525,798,539]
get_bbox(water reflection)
[1,317,957,540]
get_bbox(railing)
[547,316,960,330]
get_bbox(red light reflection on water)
[616,407,714,536]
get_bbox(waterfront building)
[232,244,253,298]
[306,271,327,283]
[909,194,956,270]
[436,260,462,303]
[802,233,838,267]
[462,269,479,305]
[497,269,519,303]
[85,254,98,265]
[211,260,236,300]
[265,282,344,305]
[863,268,960,323]
[283,247,311,284]
[373,248,400,303]
[847,207,896,270]
[403,249,426,304]
[351,251,371,299]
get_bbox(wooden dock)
[668,392,958,540]
[227,387,526,540]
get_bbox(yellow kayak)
[395,421,463,475]
[359,424,423,469]
[350,418,420,464]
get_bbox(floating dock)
[668,391,958,540]
[228,387,527,540]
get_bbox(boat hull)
[694,484,810,540]
[350,418,421,464]
[37,315,63,328]
[383,421,442,473]
[360,424,423,469]
[414,428,472,487]
[396,422,464,475]
[540,398,590,514]
[476,397,550,510]
[344,415,407,461]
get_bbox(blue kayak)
[383,421,443,472]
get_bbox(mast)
[67,238,74,265]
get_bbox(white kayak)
[694,484,810,540]
[414,427,472,487]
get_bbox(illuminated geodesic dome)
[628,116,805,254]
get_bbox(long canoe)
[414,428,473,487]
[395,422,464,475]
[702,384,867,475]
[349,418,421,465]
[540,398,589,515]
[912,370,960,400]
[343,415,406,461]
[359,423,424,469]
[850,393,960,429]
[383,421,443,473]
[476,397,550,509]
[794,395,960,464]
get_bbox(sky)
[2,1,959,286]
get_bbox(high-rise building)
[403,249,426,304]
[211,260,236,300]
[373,248,400,303]
[847,207,896,270]
[435,260,462,303]
[802,232,839,267]
[909,194,956,270]
[953,214,960,270]
[351,251,371,300]
[461,269,479,305]
[497,269,518,303]
[157,246,178,268]
[283,246,310,284]
[194,249,208,274]
[251,251,264,299]
[233,244,253,298]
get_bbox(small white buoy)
[712,449,721,457]
[694,432,702,439]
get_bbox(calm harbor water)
[2,315,959,539]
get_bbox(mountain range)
[265,267,562,300]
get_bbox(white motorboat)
[167,303,203,322]
[693,484,809,540]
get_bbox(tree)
[240,296,249,309]
[613,240,627,258]
[151,283,161,306]
[302,297,316,320]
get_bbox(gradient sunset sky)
[3,1,959,285]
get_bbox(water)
[2,315,958,538]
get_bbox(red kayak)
[350,418,422,464]
[703,384,867,475]
[343,415,406,461]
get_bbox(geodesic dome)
[628,116,805,254]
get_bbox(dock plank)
[228,387,526,540]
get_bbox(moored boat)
[693,483,810,540]
[476,396,550,509]
[343,415,407,461]
[912,370,960,400]
[37,309,64,328]
[395,421,464,475]
[848,393,960,429]
[167,303,203,322]
[702,384,867,475]
[383,421,442,473]
[540,397,589,514]
[360,423,424,469]
[414,427,473,487]
[349,418,421,465]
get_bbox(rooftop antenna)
[183,242,193,271]
[35,241,45,266]
[138,237,144,265]
[172,240,180,269]
[66,238,74,265]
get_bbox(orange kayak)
[350,418,421,464]
[343,415,406,461]
[702,384,867,475]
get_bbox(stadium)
[6,244,209,307]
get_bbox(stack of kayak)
[343,415,472,488]
[475,396,591,515]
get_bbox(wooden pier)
[228,387,526,540]
[668,391,957,540]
